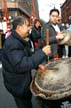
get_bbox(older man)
[2,16,51,108]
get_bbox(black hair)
[49,9,59,15]
[12,16,27,30]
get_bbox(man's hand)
[56,33,64,40]
[42,45,51,56]
[37,64,46,73]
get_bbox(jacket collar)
[48,21,62,28]
[12,30,29,46]
[48,21,58,26]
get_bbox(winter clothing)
[41,21,63,58]
[2,30,46,98]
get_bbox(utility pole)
[2,0,8,27]
[30,0,36,24]
[31,0,39,19]
[32,0,35,17]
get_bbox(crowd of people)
[1,8,71,108]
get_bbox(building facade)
[61,0,71,23]
[0,0,39,49]
[0,0,39,20]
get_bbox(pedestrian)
[41,8,64,60]
[30,19,42,51]
[64,22,70,58]
[67,22,71,57]
[2,16,51,108]
[5,23,12,39]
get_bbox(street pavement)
[0,62,17,108]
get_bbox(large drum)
[58,30,71,46]
[30,58,71,100]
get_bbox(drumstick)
[46,29,50,61]
[46,29,49,45]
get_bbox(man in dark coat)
[41,9,64,60]
[2,16,51,108]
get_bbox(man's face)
[17,20,32,38]
[49,11,59,24]
[21,20,32,37]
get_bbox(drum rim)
[30,79,71,100]
[30,58,71,100]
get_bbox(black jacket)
[30,26,41,46]
[2,31,46,98]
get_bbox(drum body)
[30,58,71,100]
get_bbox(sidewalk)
[0,65,17,108]
[0,64,39,108]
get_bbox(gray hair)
[12,16,27,30]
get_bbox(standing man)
[41,9,64,60]
[2,16,51,108]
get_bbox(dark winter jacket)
[2,30,46,98]
[30,26,41,47]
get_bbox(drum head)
[30,58,71,100]
[58,30,71,46]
